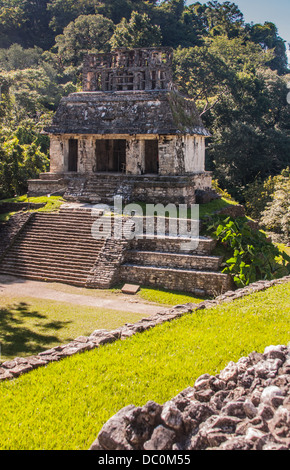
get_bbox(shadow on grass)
[0,302,72,360]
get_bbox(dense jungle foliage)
[0,0,289,241]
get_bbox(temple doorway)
[145,140,158,174]
[95,139,126,172]
[68,139,78,172]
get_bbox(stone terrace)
[0,206,232,296]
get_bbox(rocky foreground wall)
[90,344,290,451]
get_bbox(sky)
[185,0,290,62]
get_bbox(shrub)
[207,216,290,287]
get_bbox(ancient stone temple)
[28,47,212,205]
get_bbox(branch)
[199,87,229,117]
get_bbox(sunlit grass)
[0,195,64,214]
[137,286,207,306]
[0,281,289,450]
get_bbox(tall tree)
[247,22,288,75]
[188,1,245,38]
[55,14,114,67]
[110,11,162,49]
[174,35,290,198]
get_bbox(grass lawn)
[0,281,289,450]
[136,286,208,305]
[0,295,150,362]
[0,285,206,360]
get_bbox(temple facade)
[28,47,213,205]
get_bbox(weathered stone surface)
[143,425,176,450]
[90,405,136,451]
[90,343,290,451]
[161,402,183,431]
[219,361,239,383]
[0,212,34,262]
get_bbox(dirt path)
[0,275,168,315]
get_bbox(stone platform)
[28,171,215,205]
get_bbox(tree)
[206,69,290,196]
[95,0,155,24]
[0,131,48,199]
[152,0,190,48]
[247,22,288,75]
[110,11,162,49]
[0,43,43,71]
[173,45,232,115]
[47,0,158,33]
[189,1,245,39]
[47,0,96,33]
[0,0,26,47]
[55,14,114,67]
[259,169,290,243]
[173,34,290,198]
[0,0,53,49]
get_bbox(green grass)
[0,195,64,222]
[136,286,208,306]
[0,212,16,222]
[198,197,238,219]
[0,286,206,360]
[0,295,149,361]
[0,281,289,450]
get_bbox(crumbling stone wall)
[82,48,174,93]
[0,212,34,261]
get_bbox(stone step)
[0,260,92,275]
[25,222,113,232]
[119,264,232,297]
[13,237,103,248]
[1,253,97,267]
[18,230,103,241]
[7,246,102,260]
[0,209,107,284]
[7,245,102,258]
[130,236,216,255]
[34,212,113,220]
[0,268,87,287]
[125,250,222,271]
[24,219,112,229]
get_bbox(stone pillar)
[158,136,182,175]
[126,138,144,175]
[49,136,67,174]
[174,136,185,175]
[184,136,205,173]
[78,137,95,173]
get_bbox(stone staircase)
[0,208,233,296]
[119,236,233,297]
[64,174,132,204]
[0,208,112,287]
